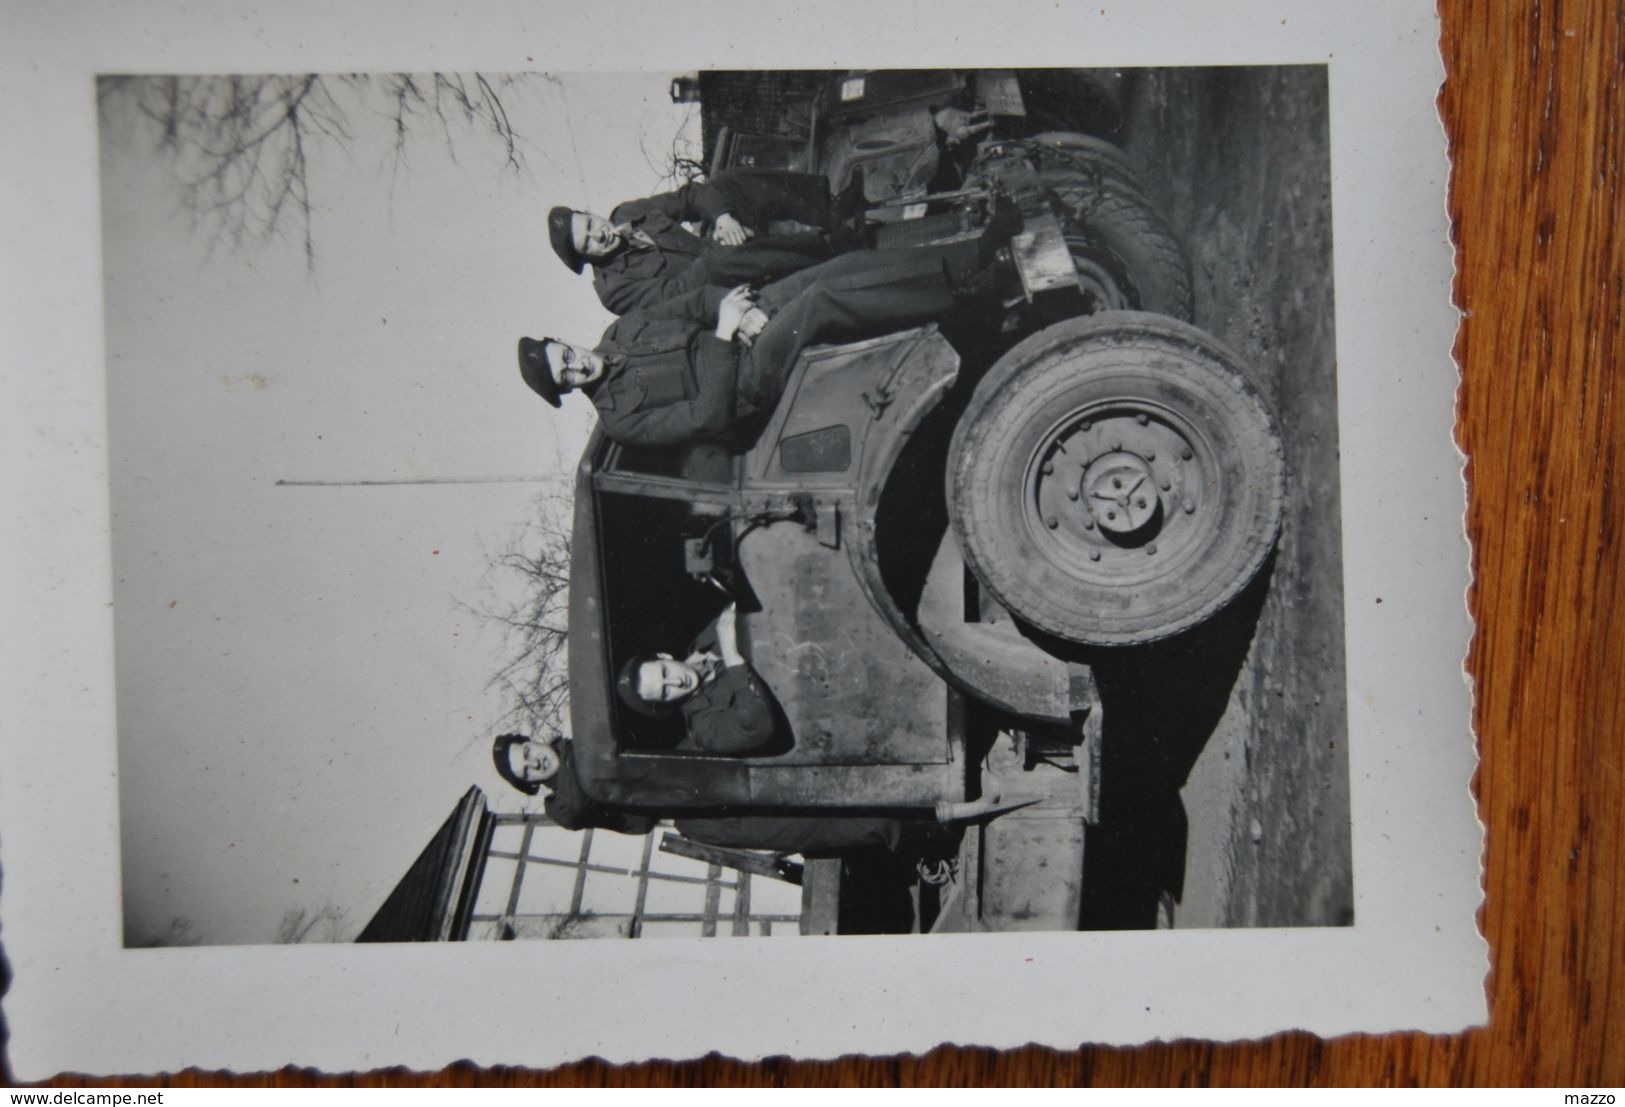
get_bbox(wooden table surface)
[28,1,1623,1088]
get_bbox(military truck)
[559,70,1284,931]
[711,69,1194,323]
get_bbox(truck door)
[732,330,960,772]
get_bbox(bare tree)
[98,73,532,268]
[100,72,587,736]
[127,916,204,948]
[275,903,351,944]
[462,491,573,738]
[637,112,708,193]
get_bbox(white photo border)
[0,0,1484,1078]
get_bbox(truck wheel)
[949,313,1284,647]
[1041,167,1195,321]
[1026,132,1147,194]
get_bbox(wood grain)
[27,1,1624,1087]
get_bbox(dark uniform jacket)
[677,622,776,755]
[592,182,730,316]
[585,286,753,448]
[592,170,834,315]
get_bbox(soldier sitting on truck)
[550,167,868,316]
[614,602,778,756]
[519,196,1022,448]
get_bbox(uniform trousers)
[738,240,982,407]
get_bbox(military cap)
[518,336,562,408]
[616,656,677,718]
[548,206,583,274]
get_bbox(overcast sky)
[100,72,699,946]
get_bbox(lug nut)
[1160,478,1172,490]
[1145,451,1156,461]
[1045,516,1059,529]
[1067,488,1079,501]
[1041,461,1054,475]
[1112,440,1123,452]
[1180,446,1194,460]
[1147,543,1158,555]
[1106,510,1117,520]
[1080,419,1092,431]
[1182,499,1195,514]
[1084,517,1096,530]
[1136,413,1150,426]
[1089,550,1102,562]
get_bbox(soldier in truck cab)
[615,602,777,756]
[549,167,869,316]
[518,195,1023,449]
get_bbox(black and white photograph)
[2,1,1483,1077]
[97,64,1348,947]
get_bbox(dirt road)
[1082,66,1353,929]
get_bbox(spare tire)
[948,313,1284,646]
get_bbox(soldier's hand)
[716,285,756,341]
[737,306,770,346]
[712,213,754,246]
[933,107,993,148]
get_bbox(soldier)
[519,197,1021,448]
[549,167,866,315]
[615,603,776,756]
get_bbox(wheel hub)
[1083,451,1157,534]
[1029,402,1213,577]
[1064,233,1134,313]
